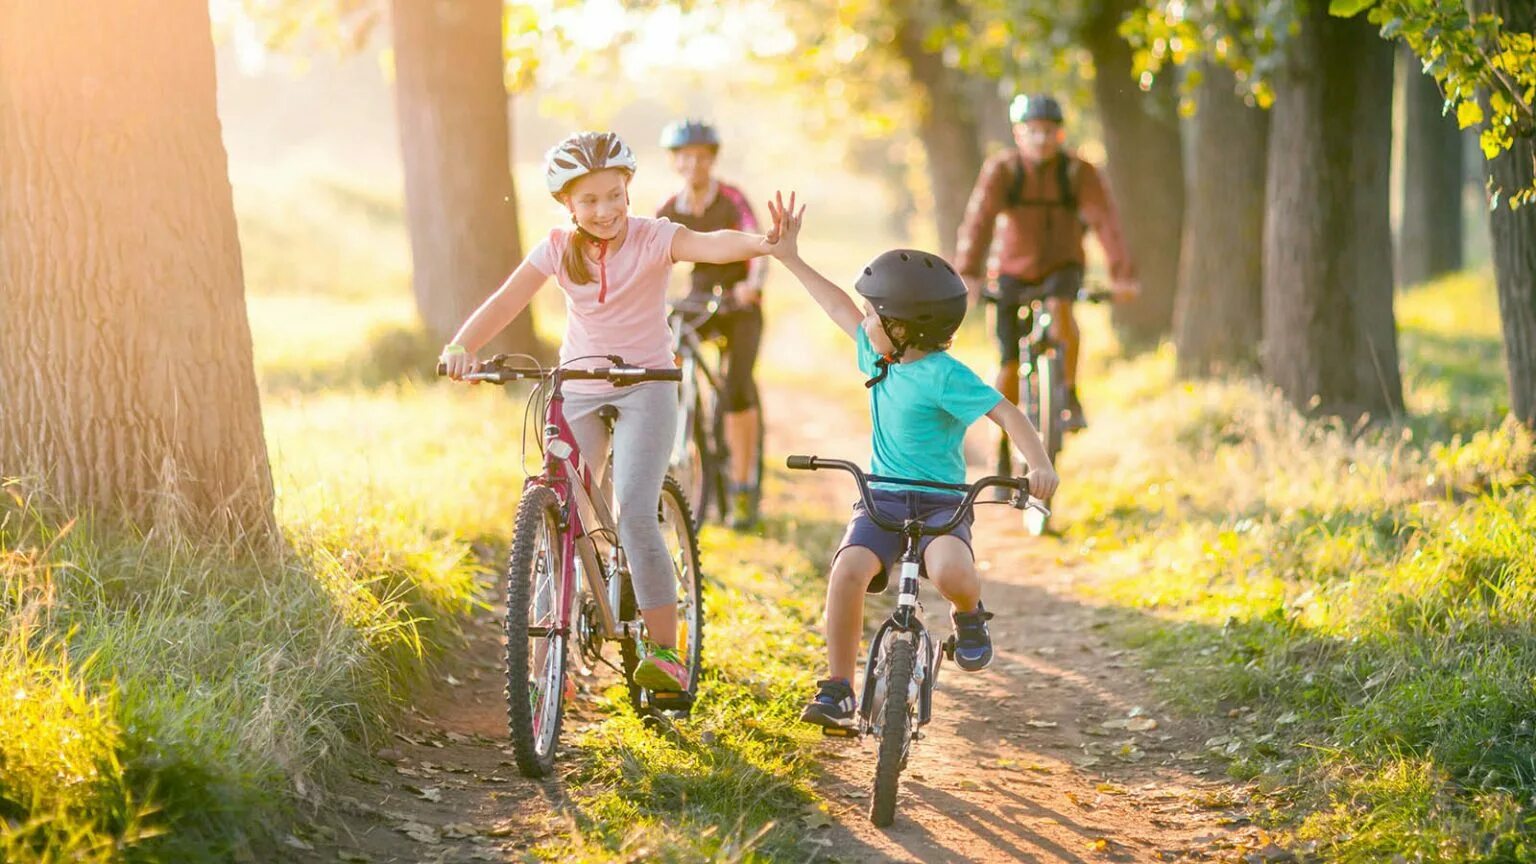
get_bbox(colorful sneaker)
[800,678,858,731]
[633,645,689,692]
[951,604,996,671]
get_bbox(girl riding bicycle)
[441,132,782,693]
[764,193,1060,730]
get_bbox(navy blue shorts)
[835,488,975,594]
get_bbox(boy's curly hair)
[880,316,957,353]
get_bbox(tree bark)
[1398,46,1464,286]
[391,0,545,358]
[1083,0,1187,351]
[1472,0,1536,427]
[1262,6,1403,419]
[0,1,274,537]
[1174,64,1269,378]
[892,0,984,259]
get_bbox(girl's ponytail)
[561,229,593,285]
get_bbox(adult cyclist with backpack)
[657,119,768,529]
[954,94,1140,432]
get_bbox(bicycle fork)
[855,560,941,739]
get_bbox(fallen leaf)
[1026,720,1059,729]
[445,731,471,745]
[444,674,463,686]
[1065,790,1094,809]
[958,779,980,791]
[845,788,868,799]
[338,852,372,863]
[405,785,443,803]
[1095,782,1127,795]
[1101,719,1131,730]
[442,822,479,839]
[487,821,518,838]
[1073,755,1102,769]
[1089,837,1110,852]
[396,821,440,844]
[802,810,833,830]
[395,766,425,779]
[283,835,314,851]
[1126,717,1159,732]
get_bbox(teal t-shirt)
[856,327,1004,491]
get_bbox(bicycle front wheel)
[871,632,917,827]
[504,484,569,778]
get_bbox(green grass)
[1059,272,1536,862]
[535,510,848,862]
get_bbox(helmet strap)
[571,216,613,303]
[863,321,908,389]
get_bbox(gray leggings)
[563,382,679,610]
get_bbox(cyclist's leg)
[721,301,764,523]
[993,279,1023,405]
[826,546,882,682]
[1046,267,1086,427]
[923,536,979,612]
[603,383,681,648]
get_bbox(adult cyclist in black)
[657,119,767,529]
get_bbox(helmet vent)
[899,252,910,261]
[923,258,934,268]
[864,267,874,276]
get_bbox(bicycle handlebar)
[787,455,1035,535]
[980,285,1114,305]
[436,358,682,385]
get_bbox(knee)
[830,557,875,593]
[926,556,975,590]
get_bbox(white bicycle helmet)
[544,131,638,199]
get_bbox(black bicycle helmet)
[660,119,721,151]
[1009,93,1064,124]
[854,249,968,346]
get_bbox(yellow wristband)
[442,344,467,357]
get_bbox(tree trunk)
[1262,6,1403,420]
[1398,46,1464,286]
[1473,0,1536,427]
[892,1,983,259]
[1174,64,1269,378]
[391,0,545,359]
[0,1,274,537]
[1083,0,1187,351]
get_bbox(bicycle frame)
[667,289,729,469]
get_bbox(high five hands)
[766,191,805,262]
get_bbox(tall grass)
[1060,273,1536,862]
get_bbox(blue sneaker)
[951,604,995,671]
[800,678,857,731]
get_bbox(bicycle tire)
[621,474,705,714]
[1037,353,1064,464]
[504,484,568,778]
[871,633,917,827]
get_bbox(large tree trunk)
[1083,0,1187,351]
[892,0,983,258]
[1174,64,1269,378]
[391,0,545,358]
[1398,46,1464,286]
[0,1,274,537]
[1262,7,1403,419]
[1472,0,1536,427]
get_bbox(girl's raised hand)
[764,190,804,261]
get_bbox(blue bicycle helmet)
[660,119,721,151]
[1009,93,1064,124]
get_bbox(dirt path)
[291,380,1260,863]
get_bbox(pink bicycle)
[441,354,704,777]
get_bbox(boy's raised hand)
[765,191,805,261]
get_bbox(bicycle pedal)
[821,725,860,739]
[942,635,957,661]
[649,691,694,709]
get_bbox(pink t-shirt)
[528,216,682,393]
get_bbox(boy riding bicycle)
[765,193,1060,730]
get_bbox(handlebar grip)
[786,455,816,471]
[656,369,683,382]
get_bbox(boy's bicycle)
[983,277,1112,535]
[786,455,1035,827]
[667,285,765,528]
[440,354,704,778]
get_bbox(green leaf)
[1329,0,1375,17]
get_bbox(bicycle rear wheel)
[621,474,705,714]
[504,484,568,778]
[871,632,917,827]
